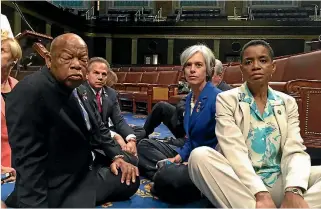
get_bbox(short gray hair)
[180,44,216,81]
[88,57,110,72]
[214,59,223,75]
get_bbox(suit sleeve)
[6,81,48,207]
[215,93,268,195]
[176,137,192,162]
[281,96,310,191]
[109,90,134,139]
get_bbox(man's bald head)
[50,33,87,55]
[46,33,89,89]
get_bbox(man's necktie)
[73,89,91,131]
[96,91,102,113]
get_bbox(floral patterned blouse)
[240,83,284,188]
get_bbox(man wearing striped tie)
[80,57,145,156]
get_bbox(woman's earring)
[241,72,244,82]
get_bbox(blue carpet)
[1,112,207,208]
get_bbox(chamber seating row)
[9,66,185,114]
[114,70,181,113]
[111,66,182,72]
[251,7,314,21]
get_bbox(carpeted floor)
[1,112,208,208]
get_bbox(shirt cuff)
[126,134,136,141]
[110,130,117,138]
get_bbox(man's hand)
[110,158,139,185]
[280,192,309,208]
[255,192,276,208]
[1,166,16,184]
[114,134,127,150]
[123,140,137,156]
[167,154,182,164]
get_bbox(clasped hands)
[122,140,137,156]
[255,190,309,208]
[115,134,137,156]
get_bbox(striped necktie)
[73,89,91,131]
[96,91,102,113]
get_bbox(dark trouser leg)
[4,188,17,208]
[164,135,186,147]
[143,102,177,137]
[94,152,140,205]
[137,139,177,179]
[95,166,140,205]
[152,164,202,204]
[170,124,186,139]
[131,126,146,142]
[93,149,138,167]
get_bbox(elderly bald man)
[5,33,139,208]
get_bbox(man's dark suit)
[217,81,232,92]
[143,81,232,140]
[82,82,145,141]
[5,67,139,208]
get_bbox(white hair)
[214,59,223,75]
[180,44,216,81]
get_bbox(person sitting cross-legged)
[137,44,221,204]
[188,40,321,208]
[5,34,139,208]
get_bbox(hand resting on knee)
[110,157,139,186]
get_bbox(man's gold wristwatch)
[285,187,304,197]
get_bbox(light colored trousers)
[188,146,321,208]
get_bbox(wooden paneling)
[220,39,305,63]
[173,39,214,65]
[137,38,168,65]
[93,37,107,58]
[220,39,252,62]
[112,38,132,65]
[266,39,305,57]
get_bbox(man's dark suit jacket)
[5,67,122,208]
[81,82,134,139]
[217,81,233,92]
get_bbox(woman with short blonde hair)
[1,34,22,184]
